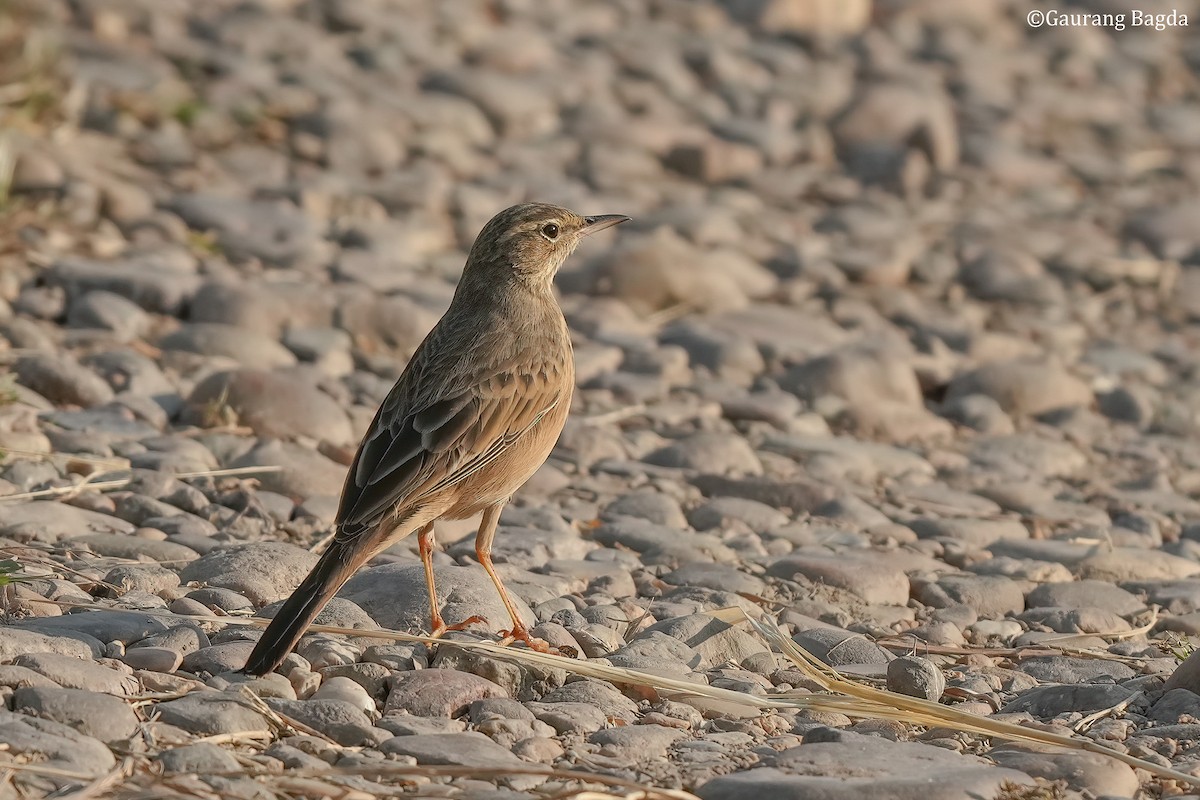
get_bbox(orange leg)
[418,522,484,637]
[475,504,552,653]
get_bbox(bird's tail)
[241,538,358,676]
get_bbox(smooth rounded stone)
[1000,684,1135,717]
[1020,606,1132,636]
[160,321,296,369]
[1164,649,1200,694]
[339,562,534,633]
[767,551,909,606]
[312,676,375,716]
[792,629,891,667]
[688,496,790,533]
[121,646,183,673]
[938,393,1015,434]
[761,434,934,485]
[385,668,507,718]
[67,290,149,341]
[907,517,1029,547]
[379,731,538,789]
[179,542,320,606]
[659,321,766,383]
[1076,548,1200,582]
[155,691,272,735]
[602,490,688,528]
[259,597,378,635]
[691,473,836,514]
[0,627,104,660]
[591,518,736,564]
[1017,656,1136,685]
[696,730,1032,800]
[186,587,255,614]
[167,193,321,267]
[609,631,703,676]
[0,500,135,543]
[582,228,759,315]
[69,533,198,563]
[12,652,139,695]
[590,724,688,759]
[9,609,169,647]
[525,700,609,735]
[229,440,346,500]
[103,563,181,594]
[966,434,1087,480]
[182,368,353,445]
[886,656,946,701]
[988,744,1138,797]
[644,432,763,475]
[0,666,61,690]
[969,556,1074,584]
[157,742,241,774]
[12,686,140,743]
[265,698,385,746]
[181,642,259,676]
[1150,688,1200,724]
[0,709,116,776]
[912,575,1025,619]
[945,359,1092,417]
[662,563,767,595]
[13,353,115,407]
[640,613,768,670]
[540,679,640,722]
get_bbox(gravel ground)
[2,0,1200,798]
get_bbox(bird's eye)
[541,223,560,240]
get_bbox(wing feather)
[335,341,565,537]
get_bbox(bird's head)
[464,202,629,289]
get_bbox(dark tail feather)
[242,541,356,676]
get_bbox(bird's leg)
[475,503,552,653]
[418,522,484,638]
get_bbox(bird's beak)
[580,214,631,236]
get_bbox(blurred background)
[0,0,1198,507]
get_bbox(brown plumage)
[243,203,629,676]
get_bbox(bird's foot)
[429,614,486,639]
[497,624,554,653]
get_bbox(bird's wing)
[334,336,567,537]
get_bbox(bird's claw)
[429,614,487,639]
[497,626,554,653]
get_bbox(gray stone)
[155,691,272,735]
[792,628,892,667]
[767,551,909,605]
[912,575,1025,619]
[697,730,1031,800]
[590,724,687,759]
[157,742,241,774]
[540,679,640,721]
[265,698,384,746]
[159,323,297,369]
[945,359,1092,417]
[1001,685,1136,717]
[182,368,354,444]
[12,686,140,743]
[886,656,945,701]
[179,542,320,606]
[12,652,139,695]
[385,669,508,718]
[0,709,116,775]
[644,432,763,475]
[641,614,768,670]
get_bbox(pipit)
[243,203,629,676]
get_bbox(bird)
[242,203,630,676]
